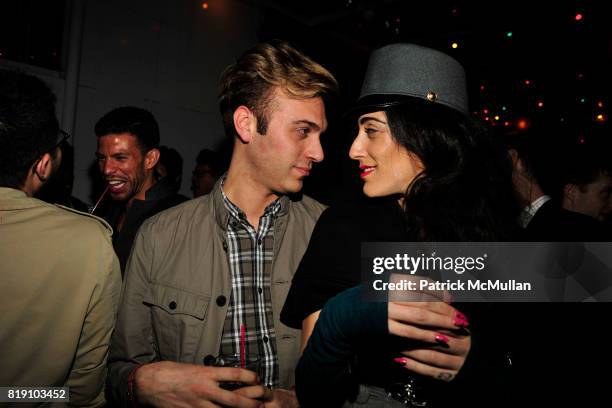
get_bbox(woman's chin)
[362,185,383,198]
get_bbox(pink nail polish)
[454,317,469,327]
[435,334,450,344]
[455,311,467,321]
[393,357,408,365]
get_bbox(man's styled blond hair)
[218,40,338,137]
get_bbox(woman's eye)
[364,127,377,136]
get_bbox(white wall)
[0,0,261,202]
[74,0,260,201]
[70,0,261,201]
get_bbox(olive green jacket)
[107,182,325,406]
[0,187,121,407]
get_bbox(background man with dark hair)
[191,147,224,197]
[156,145,185,194]
[505,126,605,240]
[560,142,612,222]
[95,106,186,273]
[0,69,121,406]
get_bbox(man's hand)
[135,361,270,407]
[388,301,471,382]
[259,388,299,408]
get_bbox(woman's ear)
[233,106,257,143]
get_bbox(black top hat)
[350,43,469,116]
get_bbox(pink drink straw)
[240,324,246,368]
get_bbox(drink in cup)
[210,353,261,390]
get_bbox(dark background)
[1,0,609,204]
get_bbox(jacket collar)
[211,175,290,231]
[0,187,39,210]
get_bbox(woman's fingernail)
[435,334,450,344]
[455,311,466,321]
[454,317,469,328]
[393,357,408,365]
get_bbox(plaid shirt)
[219,186,282,388]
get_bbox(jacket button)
[216,295,227,307]
[168,301,177,310]
[203,354,215,366]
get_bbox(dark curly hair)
[384,99,519,241]
[0,69,59,188]
[94,106,159,153]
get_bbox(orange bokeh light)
[517,119,529,130]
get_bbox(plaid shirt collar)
[219,177,283,226]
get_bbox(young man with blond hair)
[107,40,338,407]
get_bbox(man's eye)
[297,128,309,136]
[364,127,378,136]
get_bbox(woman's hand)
[388,301,471,382]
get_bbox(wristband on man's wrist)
[127,363,145,407]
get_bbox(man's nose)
[306,137,324,163]
[101,161,115,176]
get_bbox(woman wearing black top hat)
[281,43,518,407]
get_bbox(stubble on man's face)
[96,133,150,203]
[246,89,327,195]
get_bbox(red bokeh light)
[517,119,529,130]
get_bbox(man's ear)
[144,148,160,171]
[33,152,54,182]
[564,183,577,202]
[508,149,525,173]
[508,149,519,167]
[233,105,257,144]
